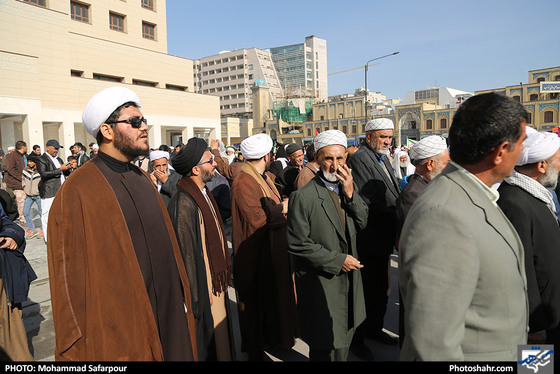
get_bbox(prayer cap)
[149,150,169,162]
[82,86,141,138]
[409,136,448,161]
[240,133,273,160]
[517,128,560,166]
[285,143,302,155]
[365,118,394,131]
[173,137,208,176]
[313,130,347,152]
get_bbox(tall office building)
[268,35,328,101]
[193,48,284,118]
[0,0,219,155]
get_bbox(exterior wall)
[0,0,218,160]
[476,66,560,132]
[269,35,328,101]
[193,48,283,118]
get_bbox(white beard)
[321,169,339,183]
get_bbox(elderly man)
[149,150,180,206]
[230,133,298,361]
[37,139,70,243]
[277,143,305,198]
[287,130,368,361]
[497,129,560,349]
[348,118,400,358]
[167,137,235,361]
[396,135,449,230]
[47,86,197,361]
[399,92,529,361]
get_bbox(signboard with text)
[540,82,560,93]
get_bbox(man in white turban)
[348,118,401,358]
[287,130,368,361]
[149,150,180,206]
[230,133,298,361]
[396,135,450,230]
[498,129,560,346]
[497,129,560,351]
[47,86,198,361]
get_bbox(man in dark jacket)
[0,202,36,360]
[497,129,560,350]
[36,139,71,242]
[5,141,27,224]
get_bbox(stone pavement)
[20,220,401,362]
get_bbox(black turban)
[173,137,208,176]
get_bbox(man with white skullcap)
[149,150,180,206]
[287,130,368,361]
[230,133,298,361]
[498,129,560,350]
[347,118,400,358]
[396,136,450,230]
[47,86,198,361]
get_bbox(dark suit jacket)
[396,174,429,235]
[348,145,400,256]
[498,181,560,336]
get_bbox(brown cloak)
[230,162,299,356]
[47,158,197,361]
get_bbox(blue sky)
[166,0,560,100]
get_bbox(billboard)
[540,82,560,93]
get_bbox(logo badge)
[518,345,554,374]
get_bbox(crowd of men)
[1,86,559,364]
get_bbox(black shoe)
[350,343,374,361]
[369,330,398,345]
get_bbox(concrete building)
[193,48,284,118]
[0,0,220,160]
[269,35,328,101]
[476,66,560,133]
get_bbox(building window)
[71,1,90,23]
[141,0,155,11]
[530,94,539,101]
[142,21,156,40]
[93,73,123,83]
[70,70,83,77]
[440,118,447,129]
[426,119,433,130]
[23,0,46,6]
[109,12,125,32]
[132,79,157,87]
[527,112,532,124]
[544,111,554,123]
[166,84,187,92]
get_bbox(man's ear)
[490,141,510,167]
[99,123,114,142]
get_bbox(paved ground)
[21,216,401,362]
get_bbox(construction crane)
[328,62,381,76]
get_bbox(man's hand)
[336,164,354,199]
[60,162,72,171]
[341,255,363,272]
[152,170,168,184]
[210,139,220,150]
[0,237,18,250]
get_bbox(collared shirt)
[449,160,500,206]
[47,152,66,185]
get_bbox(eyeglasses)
[197,154,215,166]
[106,117,148,128]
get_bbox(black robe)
[498,181,560,346]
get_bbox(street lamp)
[364,52,399,120]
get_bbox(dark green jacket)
[287,175,368,350]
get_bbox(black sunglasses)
[106,117,147,128]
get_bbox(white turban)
[149,150,169,162]
[82,86,142,138]
[314,130,347,151]
[365,118,394,131]
[409,136,448,161]
[516,129,560,166]
[240,133,273,160]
